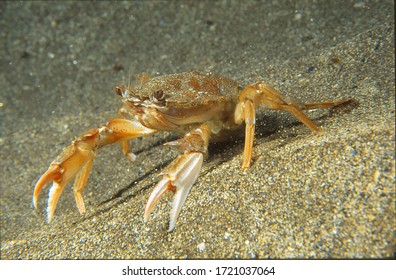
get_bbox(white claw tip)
[46,182,64,224]
[47,213,53,224]
[143,213,150,224]
[167,153,203,232]
[145,152,204,232]
[167,220,176,232]
[33,196,38,210]
[47,201,54,223]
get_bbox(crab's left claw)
[144,152,204,232]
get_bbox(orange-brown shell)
[129,72,240,109]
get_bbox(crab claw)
[33,165,62,213]
[144,152,204,232]
[33,118,157,223]
[33,141,94,223]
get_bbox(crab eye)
[114,86,124,97]
[152,90,165,104]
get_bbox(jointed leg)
[235,82,351,168]
[234,99,256,168]
[117,104,138,161]
[34,119,156,222]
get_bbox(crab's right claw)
[33,142,95,223]
[33,119,157,223]
[33,165,62,211]
[144,152,204,232]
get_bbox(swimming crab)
[34,72,350,231]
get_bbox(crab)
[33,72,350,231]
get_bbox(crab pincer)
[144,152,204,231]
[33,119,156,222]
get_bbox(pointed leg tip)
[313,126,323,135]
[241,164,250,170]
[127,152,137,161]
[74,192,87,215]
[77,208,86,216]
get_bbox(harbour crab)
[33,72,350,231]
